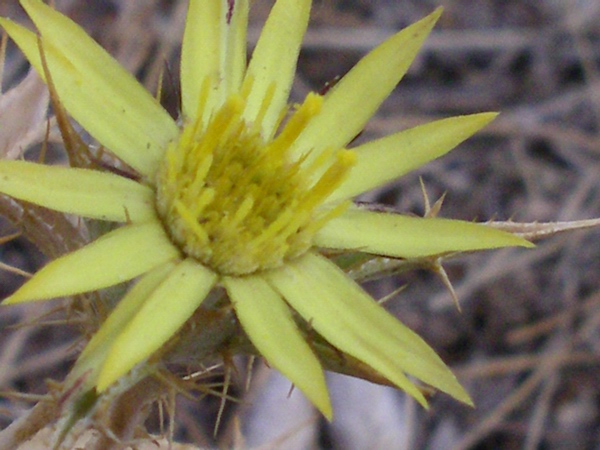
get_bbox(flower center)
[155,92,354,275]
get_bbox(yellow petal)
[224,275,332,420]
[241,0,311,138]
[328,113,498,202]
[97,258,217,391]
[290,8,442,163]
[268,252,472,406]
[1,1,178,177]
[315,207,534,258]
[70,262,176,389]
[0,160,155,222]
[181,0,248,121]
[3,223,179,304]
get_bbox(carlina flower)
[0,0,532,419]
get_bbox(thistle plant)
[0,1,597,448]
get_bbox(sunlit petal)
[290,9,442,163]
[182,0,248,121]
[97,258,217,391]
[268,252,473,406]
[242,0,311,138]
[224,275,332,419]
[315,207,533,258]
[3,223,180,304]
[328,113,498,202]
[0,160,155,222]
[1,0,178,177]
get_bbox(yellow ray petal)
[182,0,248,121]
[314,207,534,259]
[328,113,498,202]
[3,223,180,304]
[268,252,472,406]
[290,9,442,163]
[97,258,217,391]
[0,160,155,222]
[241,0,311,138]
[224,275,332,419]
[1,1,178,177]
[70,262,176,389]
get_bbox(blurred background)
[1,0,600,448]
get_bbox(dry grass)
[1,0,600,448]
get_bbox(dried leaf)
[487,219,600,241]
[0,69,49,159]
[0,196,86,259]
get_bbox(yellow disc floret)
[155,91,355,275]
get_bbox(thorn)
[287,381,296,399]
[244,355,255,392]
[156,62,164,103]
[0,231,21,245]
[429,192,447,218]
[487,218,600,242]
[0,31,7,92]
[214,365,231,438]
[419,177,431,215]
[0,261,32,278]
[377,284,407,306]
[38,118,50,164]
[167,385,176,448]
[420,177,446,218]
[432,258,461,312]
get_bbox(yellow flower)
[0,0,531,419]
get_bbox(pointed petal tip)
[477,111,500,123]
[463,393,475,408]
[420,6,443,30]
[499,231,535,249]
[19,0,48,14]
[520,239,536,249]
[2,294,21,306]
[95,367,117,393]
[443,375,474,407]
[0,17,24,39]
[2,284,46,305]
[225,275,333,419]
[13,0,177,176]
[431,6,444,20]
[19,0,50,21]
[321,402,334,422]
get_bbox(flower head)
[0,0,532,419]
